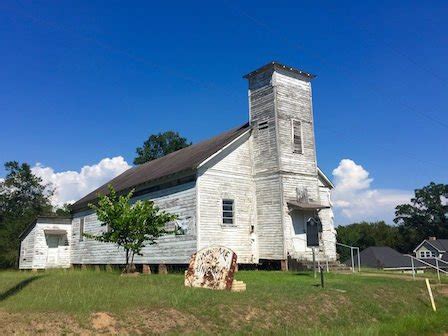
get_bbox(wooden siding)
[197,134,256,263]
[19,227,36,269]
[19,220,72,269]
[273,70,317,176]
[254,174,285,259]
[247,66,336,262]
[70,182,197,265]
[247,70,284,260]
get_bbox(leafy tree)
[394,182,448,252]
[336,221,401,261]
[0,161,54,268]
[86,186,178,273]
[54,203,72,216]
[134,131,191,165]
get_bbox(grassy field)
[0,270,447,335]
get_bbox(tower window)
[292,120,303,154]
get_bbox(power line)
[3,3,447,174]
[2,3,241,99]
[223,1,448,130]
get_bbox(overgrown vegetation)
[86,186,178,273]
[0,270,447,335]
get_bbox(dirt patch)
[126,308,203,335]
[436,285,448,296]
[0,309,90,335]
[91,312,120,334]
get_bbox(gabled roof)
[414,239,448,253]
[71,123,251,212]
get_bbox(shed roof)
[18,216,72,240]
[71,122,251,212]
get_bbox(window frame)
[222,199,235,225]
[291,119,304,154]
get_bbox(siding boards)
[197,136,256,263]
[274,71,317,176]
[19,220,72,269]
[71,182,197,265]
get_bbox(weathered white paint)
[247,64,337,262]
[197,132,256,263]
[19,62,337,267]
[70,181,197,265]
[19,218,72,269]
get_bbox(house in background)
[19,61,337,271]
[414,237,448,261]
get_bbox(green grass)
[0,270,447,335]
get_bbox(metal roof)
[71,122,251,212]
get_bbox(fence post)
[436,258,441,284]
[326,259,329,273]
[351,247,355,273]
[410,256,415,280]
[357,247,361,272]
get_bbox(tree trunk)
[130,252,136,273]
[124,249,130,273]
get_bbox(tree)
[54,203,72,216]
[134,131,191,165]
[86,186,178,273]
[394,182,448,253]
[0,161,54,268]
[336,221,401,261]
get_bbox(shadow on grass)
[0,275,44,302]
[292,272,312,277]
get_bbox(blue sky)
[0,1,446,224]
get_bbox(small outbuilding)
[19,216,72,270]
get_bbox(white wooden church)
[19,61,337,270]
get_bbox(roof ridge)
[71,122,251,211]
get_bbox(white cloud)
[32,156,131,206]
[332,159,412,225]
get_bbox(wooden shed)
[19,216,72,269]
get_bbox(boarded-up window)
[79,218,84,241]
[292,120,303,154]
[222,199,234,224]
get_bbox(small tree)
[86,185,177,273]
